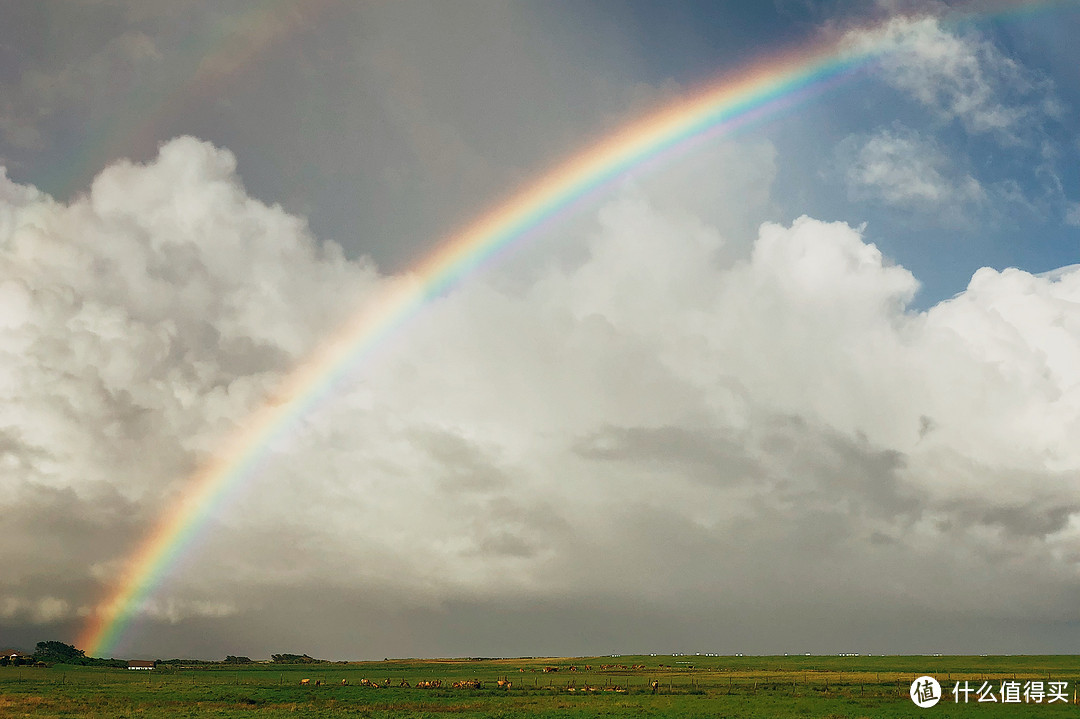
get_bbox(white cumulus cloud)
[4,137,1080,657]
[840,123,986,219]
[844,13,1059,142]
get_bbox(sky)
[2,0,1080,661]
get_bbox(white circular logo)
[910,676,941,708]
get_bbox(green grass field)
[3,654,1080,717]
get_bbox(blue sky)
[592,1,1080,305]
[3,1,1080,660]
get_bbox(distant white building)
[127,660,155,670]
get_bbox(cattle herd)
[300,676,498,690]
[298,662,654,691]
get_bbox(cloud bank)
[845,12,1061,142]
[3,137,1080,658]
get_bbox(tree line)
[2,641,323,668]
[1,641,126,668]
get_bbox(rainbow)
[77,0,1056,657]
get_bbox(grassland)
[3,654,1080,717]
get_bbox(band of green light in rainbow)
[77,1,1056,657]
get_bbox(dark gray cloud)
[573,424,762,485]
[573,416,919,520]
[0,1,659,276]
[411,427,512,493]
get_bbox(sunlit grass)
[3,654,1079,717]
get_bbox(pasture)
[3,654,1080,717]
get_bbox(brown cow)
[453,679,482,689]
[300,678,310,686]
[341,679,349,686]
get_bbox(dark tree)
[271,653,317,664]
[33,641,85,664]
